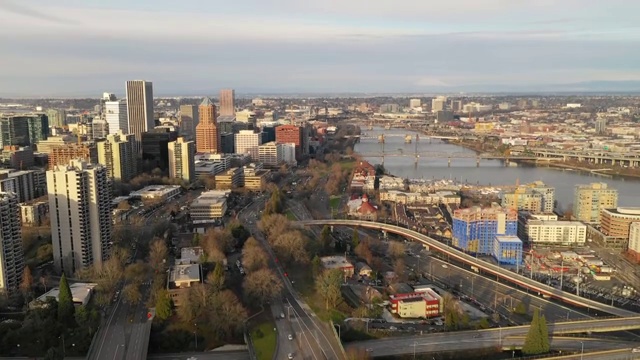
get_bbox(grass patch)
[285,209,297,220]
[329,196,341,210]
[338,159,356,171]
[287,264,350,323]
[251,321,277,360]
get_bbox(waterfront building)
[573,183,618,224]
[0,192,24,295]
[452,205,518,255]
[219,89,235,117]
[501,187,543,213]
[517,211,586,246]
[431,97,446,113]
[47,160,112,275]
[168,137,196,183]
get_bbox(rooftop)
[320,255,353,269]
[168,264,201,287]
[34,282,96,305]
[495,235,523,244]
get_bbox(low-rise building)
[130,185,181,202]
[378,176,405,191]
[493,235,523,265]
[347,194,378,221]
[178,247,205,265]
[215,167,243,189]
[190,190,229,222]
[30,282,96,308]
[320,255,354,277]
[243,167,269,191]
[518,212,586,246]
[600,207,640,240]
[389,290,441,318]
[167,264,202,307]
[356,262,373,277]
[20,200,49,226]
[380,190,460,206]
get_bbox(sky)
[2,0,640,96]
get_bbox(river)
[354,127,640,209]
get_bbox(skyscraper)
[48,160,112,275]
[275,125,304,159]
[105,99,128,135]
[179,104,199,139]
[168,137,195,183]
[219,89,235,117]
[126,80,154,149]
[195,97,221,153]
[0,192,24,294]
[46,109,66,127]
[0,114,49,147]
[97,131,137,182]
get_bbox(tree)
[311,255,322,278]
[155,289,173,321]
[355,241,374,265]
[539,313,550,353]
[387,241,405,259]
[57,274,76,327]
[207,263,225,292]
[243,268,283,304]
[149,238,169,273]
[393,258,407,283]
[202,228,232,262]
[242,237,269,272]
[258,214,290,239]
[514,301,528,315]
[20,266,33,300]
[320,226,332,253]
[229,222,250,245]
[522,309,542,355]
[123,283,142,304]
[272,230,309,265]
[44,347,63,360]
[75,305,99,335]
[192,233,201,246]
[124,261,150,285]
[316,269,343,310]
[352,228,360,248]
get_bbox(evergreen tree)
[352,228,360,248]
[320,226,332,253]
[522,309,542,355]
[539,314,550,353]
[311,255,322,278]
[57,274,76,327]
[155,289,173,321]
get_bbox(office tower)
[0,192,23,294]
[168,137,195,183]
[258,142,284,168]
[97,131,137,182]
[179,104,199,139]
[595,118,607,134]
[141,128,178,170]
[275,125,305,159]
[431,96,446,113]
[48,160,112,274]
[219,89,235,117]
[573,183,618,224]
[220,133,235,154]
[48,143,98,168]
[125,80,154,146]
[452,206,518,255]
[234,130,262,160]
[409,99,421,108]
[195,97,221,153]
[46,109,66,127]
[105,99,128,135]
[0,114,49,147]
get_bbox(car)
[288,334,293,341]
[280,312,285,319]
[389,326,397,330]
[441,264,448,268]
[287,353,294,359]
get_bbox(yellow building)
[473,122,495,133]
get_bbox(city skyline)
[3,0,640,96]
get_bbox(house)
[347,194,378,221]
[356,262,373,277]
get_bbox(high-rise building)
[179,104,199,139]
[97,131,137,182]
[0,192,23,295]
[48,160,112,275]
[600,207,640,241]
[595,118,607,134]
[126,80,154,147]
[195,97,221,153]
[452,206,518,255]
[234,130,262,160]
[91,119,109,139]
[219,89,235,117]
[49,143,98,169]
[450,100,463,112]
[628,222,640,263]
[258,142,284,168]
[275,125,304,159]
[502,182,554,213]
[46,109,66,127]
[169,137,195,183]
[431,96,446,113]
[0,169,39,203]
[573,183,618,224]
[141,128,178,170]
[220,132,235,154]
[105,99,128,135]
[0,114,49,147]
[409,99,421,108]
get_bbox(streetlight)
[194,323,198,349]
[580,341,584,360]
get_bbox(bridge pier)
[448,157,451,167]
[476,157,480,167]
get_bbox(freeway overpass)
[297,220,639,317]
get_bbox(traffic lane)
[271,302,297,360]
[409,255,588,322]
[147,350,250,360]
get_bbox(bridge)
[529,148,640,167]
[297,220,639,317]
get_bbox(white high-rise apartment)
[431,96,447,113]
[48,160,112,275]
[409,99,421,108]
[258,142,284,168]
[97,131,137,182]
[281,143,297,166]
[126,80,154,146]
[234,130,262,160]
[105,99,128,135]
[0,192,23,294]
[168,137,195,183]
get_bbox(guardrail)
[298,220,638,317]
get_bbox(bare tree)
[387,241,405,260]
[273,230,309,264]
[243,268,283,304]
[123,283,142,304]
[316,269,344,310]
[393,258,407,283]
[202,229,232,261]
[124,261,150,285]
[258,214,290,239]
[242,237,269,272]
[355,241,373,265]
[149,238,168,273]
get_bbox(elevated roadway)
[298,220,639,317]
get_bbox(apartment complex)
[628,222,640,263]
[105,99,128,135]
[219,89,235,117]
[600,207,640,239]
[235,130,262,160]
[179,104,199,139]
[518,212,586,246]
[97,131,137,182]
[0,192,24,294]
[168,137,195,183]
[452,205,518,255]
[125,80,154,146]
[502,181,555,213]
[573,183,618,224]
[493,235,523,265]
[195,97,221,153]
[47,160,112,275]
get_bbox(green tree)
[522,309,549,355]
[514,301,528,315]
[315,269,343,310]
[311,255,322,278]
[207,263,225,292]
[155,289,173,321]
[540,314,550,353]
[192,233,201,246]
[320,226,332,253]
[352,228,360,248]
[57,274,76,327]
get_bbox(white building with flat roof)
[31,282,96,308]
[130,185,181,201]
[234,130,262,160]
[190,190,229,222]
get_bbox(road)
[147,350,250,360]
[345,316,640,357]
[298,219,639,317]
[544,348,640,360]
[239,195,345,360]
[407,253,590,323]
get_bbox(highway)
[147,350,250,360]
[239,195,345,360]
[298,220,639,317]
